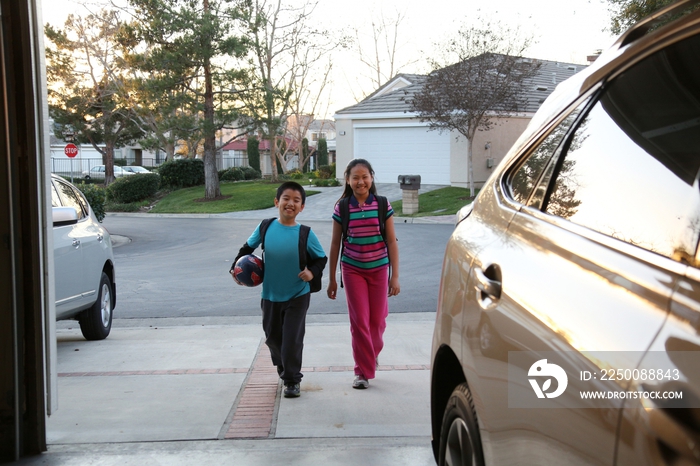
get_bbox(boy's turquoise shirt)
[247,219,325,302]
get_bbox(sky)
[40,0,618,118]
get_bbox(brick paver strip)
[224,345,280,439]
[58,364,430,378]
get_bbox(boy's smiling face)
[275,188,305,224]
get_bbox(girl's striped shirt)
[332,194,394,270]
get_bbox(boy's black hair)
[276,181,306,205]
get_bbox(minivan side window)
[545,34,700,264]
[509,107,583,207]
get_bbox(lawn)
[150,181,319,214]
[391,187,476,217]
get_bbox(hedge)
[158,158,205,189]
[106,173,161,204]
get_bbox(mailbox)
[398,174,421,190]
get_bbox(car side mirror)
[52,206,79,227]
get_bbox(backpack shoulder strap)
[339,197,350,240]
[298,224,310,270]
[259,218,275,250]
[377,195,388,243]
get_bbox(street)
[100,215,454,318]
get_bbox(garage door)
[355,126,450,184]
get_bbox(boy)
[232,182,327,398]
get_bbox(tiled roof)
[335,75,426,115]
[336,58,584,116]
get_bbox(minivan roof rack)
[615,0,700,47]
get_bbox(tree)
[317,138,328,166]
[122,0,249,199]
[350,8,419,100]
[605,0,678,35]
[46,8,143,185]
[301,137,310,172]
[239,0,335,180]
[247,136,261,172]
[407,19,539,196]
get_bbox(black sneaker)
[283,382,300,398]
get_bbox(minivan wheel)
[439,383,485,466]
[79,272,113,340]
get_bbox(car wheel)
[79,272,113,340]
[439,383,485,466]
[84,175,91,180]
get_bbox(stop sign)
[64,143,78,158]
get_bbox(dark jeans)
[261,293,310,384]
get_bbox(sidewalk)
[21,313,436,465]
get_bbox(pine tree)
[123,0,249,199]
[247,136,261,173]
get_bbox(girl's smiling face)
[347,164,373,198]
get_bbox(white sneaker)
[352,375,369,389]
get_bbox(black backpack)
[337,195,390,288]
[258,218,326,293]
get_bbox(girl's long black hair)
[337,158,378,203]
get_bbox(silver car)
[122,165,151,174]
[430,2,700,465]
[82,165,132,180]
[52,175,116,340]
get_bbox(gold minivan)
[430,2,700,465]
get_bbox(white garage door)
[355,126,450,185]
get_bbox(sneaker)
[283,382,300,398]
[352,375,369,389]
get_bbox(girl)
[327,159,400,389]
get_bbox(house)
[222,137,300,175]
[306,119,337,164]
[333,59,585,187]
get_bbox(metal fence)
[50,156,250,180]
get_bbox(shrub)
[76,182,106,222]
[219,167,245,181]
[313,178,341,187]
[114,158,127,167]
[286,169,305,180]
[240,166,261,180]
[158,158,205,189]
[315,164,335,179]
[106,173,161,204]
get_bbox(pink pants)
[342,264,389,379]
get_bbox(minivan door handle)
[72,239,80,249]
[473,265,502,308]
